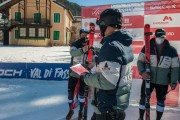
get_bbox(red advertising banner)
[122,15,144,28]
[82,0,180,79]
[81,1,180,107]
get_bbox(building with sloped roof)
[0,0,74,46]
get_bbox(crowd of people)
[66,8,180,120]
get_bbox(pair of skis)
[144,24,152,120]
[71,80,80,110]
[83,22,95,120]
[71,22,95,120]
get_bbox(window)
[29,28,35,37]
[20,28,26,37]
[54,13,60,23]
[15,29,19,39]
[53,31,60,40]
[38,28,45,37]
[34,13,41,23]
[15,12,21,22]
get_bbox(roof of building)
[53,1,74,21]
[0,0,74,21]
[0,0,23,14]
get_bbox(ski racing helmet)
[79,29,89,36]
[155,28,166,38]
[96,8,122,36]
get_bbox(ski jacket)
[83,30,134,114]
[137,38,179,85]
[69,39,86,78]
[69,39,96,78]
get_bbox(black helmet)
[155,28,166,38]
[97,8,122,36]
[79,29,89,36]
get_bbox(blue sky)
[69,0,159,6]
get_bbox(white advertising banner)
[112,2,144,16]
[144,13,180,28]
[82,18,100,31]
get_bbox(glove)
[89,46,94,50]
[80,72,88,80]
[88,62,94,69]
[170,84,176,90]
[141,72,150,80]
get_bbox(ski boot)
[78,111,83,120]
[66,110,74,120]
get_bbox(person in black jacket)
[66,29,89,120]
[137,28,179,120]
[80,8,134,120]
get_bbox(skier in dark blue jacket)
[81,8,134,120]
[66,29,89,120]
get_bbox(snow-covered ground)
[0,45,180,120]
[0,46,70,63]
[0,78,180,120]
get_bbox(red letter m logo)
[163,16,172,21]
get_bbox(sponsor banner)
[145,13,180,28]
[145,0,180,15]
[0,63,70,81]
[112,2,144,16]
[0,63,26,78]
[82,5,111,18]
[126,28,144,41]
[82,18,99,31]
[122,15,144,28]
[150,27,180,41]
[27,63,70,80]
[145,9,180,15]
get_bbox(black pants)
[68,76,87,101]
[139,80,168,110]
[91,110,126,120]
